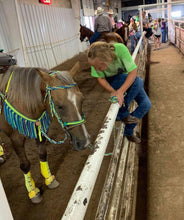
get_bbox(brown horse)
[79,24,124,44]
[0,66,90,203]
[114,23,129,46]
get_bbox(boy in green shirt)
[88,42,151,143]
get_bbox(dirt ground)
[146,42,184,220]
[0,41,184,220]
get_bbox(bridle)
[43,83,86,144]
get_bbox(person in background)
[148,13,152,23]
[90,7,112,45]
[161,18,166,43]
[135,12,140,22]
[114,13,118,24]
[128,13,132,23]
[142,11,153,39]
[129,17,139,54]
[107,9,116,30]
[87,42,151,143]
[117,19,123,28]
[153,18,162,50]
[165,19,168,42]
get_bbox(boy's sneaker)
[122,115,139,124]
[125,135,141,144]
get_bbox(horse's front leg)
[37,138,59,189]
[11,131,42,203]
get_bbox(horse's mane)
[0,66,74,114]
[81,25,94,35]
[0,66,45,113]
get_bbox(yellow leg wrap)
[0,145,4,156]
[24,172,40,199]
[40,161,54,186]
[45,175,55,186]
[28,188,40,199]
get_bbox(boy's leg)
[124,87,151,137]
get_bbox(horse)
[114,23,129,46]
[79,24,124,44]
[0,66,90,203]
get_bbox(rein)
[0,71,85,144]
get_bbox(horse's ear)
[36,68,52,83]
[69,61,80,78]
[80,24,82,27]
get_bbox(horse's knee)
[39,150,47,161]
[20,162,30,173]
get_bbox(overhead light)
[171,11,181,18]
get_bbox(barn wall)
[0,0,25,66]
[0,0,89,68]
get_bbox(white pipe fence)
[62,103,120,220]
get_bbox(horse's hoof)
[48,179,60,189]
[31,193,43,204]
[0,156,5,164]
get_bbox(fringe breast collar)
[0,72,50,141]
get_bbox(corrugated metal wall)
[18,4,80,68]
[0,0,90,69]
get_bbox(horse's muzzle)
[71,136,91,151]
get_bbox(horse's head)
[79,25,93,42]
[79,25,86,42]
[37,69,90,151]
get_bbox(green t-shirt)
[91,43,137,78]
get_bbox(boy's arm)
[97,78,115,93]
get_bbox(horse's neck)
[85,28,94,39]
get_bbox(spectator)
[90,7,112,44]
[165,19,168,42]
[129,17,139,54]
[161,18,166,43]
[88,42,151,143]
[153,18,162,50]
[142,11,153,38]
[114,13,118,24]
[107,9,116,30]
[128,14,132,23]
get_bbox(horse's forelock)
[55,71,75,85]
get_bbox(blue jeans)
[89,32,101,44]
[165,27,168,42]
[161,29,166,43]
[130,35,136,53]
[106,73,151,136]
[135,32,141,45]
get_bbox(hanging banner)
[82,0,95,16]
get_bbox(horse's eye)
[58,106,63,110]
